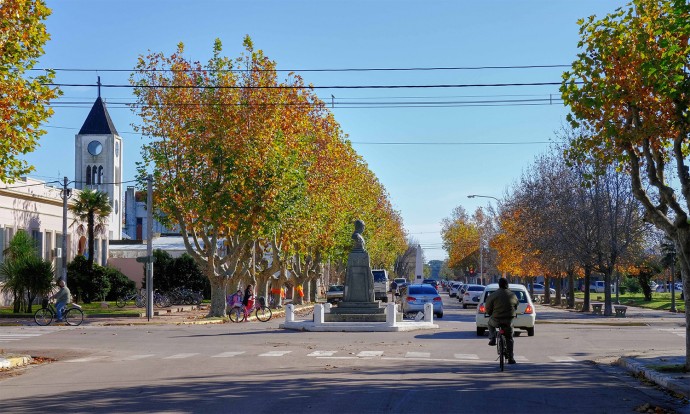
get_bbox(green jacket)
[486,287,518,323]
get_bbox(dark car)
[326,285,344,304]
[423,279,439,290]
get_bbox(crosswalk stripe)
[212,352,246,358]
[122,354,155,361]
[514,356,528,362]
[0,334,44,337]
[308,351,337,357]
[164,353,199,359]
[259,351,292,357]
[549,356,577,362]
[357,351,383,358]
[454,353,479,360]
[405,352,430,358]
[64,356,108,363]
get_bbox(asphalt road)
[0,294,687,414]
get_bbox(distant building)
[0,178,107,305]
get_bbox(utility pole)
[60,177,71,282]
[146,174,154,320]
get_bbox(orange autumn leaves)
[130,37,406,270]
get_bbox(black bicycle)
[496,324,510,371]
[34,299,84,326]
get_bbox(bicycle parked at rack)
[34,299,84,326]
[228,296,272,323]
[116,291,146,308]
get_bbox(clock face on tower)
[88,140,103,156]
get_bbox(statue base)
[325,301,387,322]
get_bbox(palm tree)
[69,188,112,270]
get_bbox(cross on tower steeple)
[97,76,101,98]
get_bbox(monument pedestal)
[325,301,388,322]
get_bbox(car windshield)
[328,286,343,292]
[468,286,484,291]
[372,271,387,282]
[409,285,437,295]
[484,289,529,303]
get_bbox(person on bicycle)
[485,277,519,364]
[50,279,71,322]
[242,285,254,320]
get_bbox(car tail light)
[406,296,416,302]
[433,297,442,302]
[524,304,533,314]
[478,304,486,313]
[464,292,469,297]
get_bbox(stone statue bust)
[351,219,366,252]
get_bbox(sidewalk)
[536,302,689,398]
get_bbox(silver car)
[400,284,443,318]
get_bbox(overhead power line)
[32,64,571,73]
[46,81,565,90]
[43,125,551,146]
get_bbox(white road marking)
[454,354,479,360]
[514,356,528,362]
[64,356,109,363]
[405,352,431,358]
[549,356,577,362]
[307,351,337,357]
[212,352,246,358]
[658,328,686,338]
[121,354,155,361]
[258,351,292,357]
[164,353,199,359]
[357,351,383,358]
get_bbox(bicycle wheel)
[135,295,146,308]
[498,335,505,372]
[34,308,53,326]
[228,307,245,323]
[116,296,127,308]
[65,308,84,326]
[255,306,272,322]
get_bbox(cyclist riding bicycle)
[485,277,519,364]
[49,279,71,322]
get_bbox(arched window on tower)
[86,166,92,185]
[92,165,98,186]
[98,166,103,184]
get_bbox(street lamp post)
[467,194,500,285]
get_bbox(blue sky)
[26,0,628,261]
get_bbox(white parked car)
[449,282,462,297]
[476,283,536,337]
[527,283,555,295]
[461,284,485,309]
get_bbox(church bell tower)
[74,78,123,241]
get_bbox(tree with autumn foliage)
[131,37,406,317]
[0,0,61,182]
[562,0,690,368]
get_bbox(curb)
[618,357,690,399]
[0,355,32,370]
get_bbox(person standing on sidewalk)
[50,279,71,322]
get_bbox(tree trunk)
[582,265,591,313]
[207,273,229,318]
[544,275,551,304]
[567,271,575,309]
[674,233,690,371]
[603,270,613,316]
[554,278,562,306]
